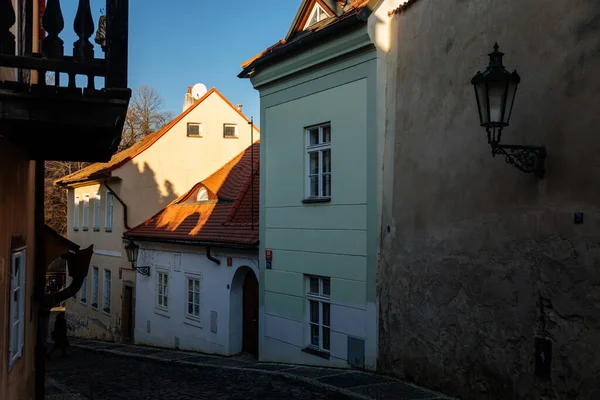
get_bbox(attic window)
[304,3,330,29]
[187,123,202,137]
[196,187,209,202]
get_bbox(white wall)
[134,242,258,356]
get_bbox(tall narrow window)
[186,275,201,320]
[79,276,88,304]
[91,266,99,309]
[73,195,80,231]
[9,249,26,368]
[306,275,331,353]
[306,124,331,199]
[93,192,101,231]
[105,191,114,232]
[82,194,90,231]
[103,269,112,314]
[157,271,169,310]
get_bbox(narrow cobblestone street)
[44,338,452,400]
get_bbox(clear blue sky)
[60,0,302,124]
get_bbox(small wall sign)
[227,257,233,267]
[266,249,272,261]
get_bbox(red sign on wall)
[265,249,272,261]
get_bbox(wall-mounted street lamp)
[124,239,150,276]
[471,43,547,179]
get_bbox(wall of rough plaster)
[379,0,600,399]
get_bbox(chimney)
[183,86,195,112]
[236,104,243,113]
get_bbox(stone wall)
[379,0,600,399]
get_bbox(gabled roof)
[55,89,258,187]
[239,0,371,77]
[124,142,260,248]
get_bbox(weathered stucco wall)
[379,0,600,399]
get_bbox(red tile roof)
[240,0,370,72]
[55,88,259,186]
[124,142,260,247]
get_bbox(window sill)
[80,300,87,305]
[223,136,239,139]
[155,308,170,318]
[93,228,100,232]
[302,197,331,204]
[91,304,98,310]
[73,228,79,232]
[183,318,202,329]
[102,309,111,316]
[187,135,203,138]
[82,228,89,232]
[105,228,112,233]
[302,347,330,360]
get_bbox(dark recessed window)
[223,124,238,138]
[187,123,202,137]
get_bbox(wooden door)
[122,285,133,341]
[242,272,259,356]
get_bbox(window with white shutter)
[105,191,114,232]
[93,192,101,231]
[9,249,26,369]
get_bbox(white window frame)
[187,122,202,137]
[102,268,112,315]
[185,274,202,322]
[306,275,331,353]
[223,123,238,138]
[305,123,331,200]
[91,266,99,309]
[73,195,80,231]
[196,187,209,202]
[80,276,88,304]
[93,192,101,231]
[105,191,114,232]
[9,249,26,369]
[304,3,330,29]
[82,194,90,231]
[156,270,169,311]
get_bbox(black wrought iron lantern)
[124,240,150,276]
[471,43,546,178]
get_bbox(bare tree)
[45,161,90,235]
[120,85,174,151]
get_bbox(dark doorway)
[122,285,134,342]
[242,271,259,356]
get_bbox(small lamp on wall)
[471,43,547,178]
[124,239,150,276]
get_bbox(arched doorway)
[229,266,258,357]
[242,271,259,356]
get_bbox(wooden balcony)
[0,0,131,162]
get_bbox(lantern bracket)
[490,141,547,179]
[132,265,150,276]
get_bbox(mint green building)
[239,0,404,370]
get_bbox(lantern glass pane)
[474,80,489,125]
[503,79,518,124]
[488,79,506,124]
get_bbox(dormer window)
[304,3,330,29]
[196,187,209,202]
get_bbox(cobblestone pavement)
[45,338,453,400]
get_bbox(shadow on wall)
[129,160,178,222]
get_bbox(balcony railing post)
[0,0,16,55]
[41,0,64,58]
[73,0,94,61]
[105,0,128,89]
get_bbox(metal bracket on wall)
[133,266,150,276]
[491,143,547,179]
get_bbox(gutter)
[123,235,259,251]
[103,176,131,230]
[238,10,369,78]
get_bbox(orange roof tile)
[55,88,259,186]
[124,142,260,247]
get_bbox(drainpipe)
[206,246,221,265]
[103,176,131,230]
